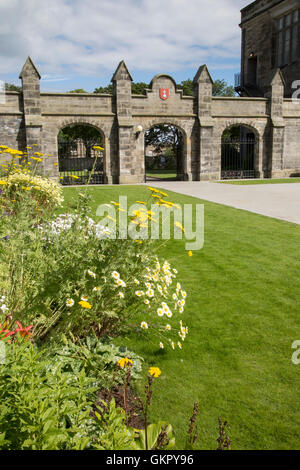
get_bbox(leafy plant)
[132,422,175,450]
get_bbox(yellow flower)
[78,300,92,309]
[93,146,104,151]
[71,175,79,179]
[148,367,162,378]
[158,191,168,197]
[175,221,185,233]
[0,180,7,185]
[118,357,133,368]
[147,187,160,193]
[188,251,193,257]
[31,157,42,162]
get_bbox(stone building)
[236,0,300,97]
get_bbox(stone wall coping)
[132,113,197,118]
[212,114,268,118]
[3,91,20,95]
[41,113,115,117]
[212,96,268,101]
[0,112,22,116]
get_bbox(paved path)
[145,181,300,225]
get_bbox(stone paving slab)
[144,181,300,225]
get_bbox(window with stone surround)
[276,8,300,66]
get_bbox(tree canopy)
[93,78,235,97]
[5,83,22,92]
[67,88,88,93]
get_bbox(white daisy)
[66,299,74,307]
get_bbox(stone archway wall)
[1,58,300,182]
[215,119,266,179]
[41,115,116,183]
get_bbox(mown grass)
[220,178,300,185]
[61,185,300,450]
[146,170,178,180]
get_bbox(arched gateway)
[0,57,300,183]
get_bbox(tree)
[94,84,113,94]
[94,82,148,95]
[177,78,235,97]
[93,78,235,97]
[132,82,148,95]
[212,79,235,97]
[5,83,22,92]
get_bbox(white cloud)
[0,0,248,79]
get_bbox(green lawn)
[146,170,178,180]
[220,178,300,185]
[61,185,300,450]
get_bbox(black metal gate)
[58,140,104,185]
[221,137,256,179]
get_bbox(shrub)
[0,337,140,450]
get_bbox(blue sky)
[0,0,249,92]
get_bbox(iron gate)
[221,137,256,179]
[58,140,104,185]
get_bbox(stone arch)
[149,74,178,90]
[219,122,261,179]
[142,120,190,181]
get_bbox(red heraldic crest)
[160,88,169,100]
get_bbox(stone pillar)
[193,65,216,180]
[112,61,141,184]
[19,57,43,168]
[269,69,285,178]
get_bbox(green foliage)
[5,83,22,92]
[93,78,234,98]
[94,84,113,94]
[132,422,175,450]
[131,82,148,95]
[0,339,142,450]
[48,334,143,389]
[67,89,88,93]
[212,79,235,96]
[0,340,97,450]
[94,399,139,450]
